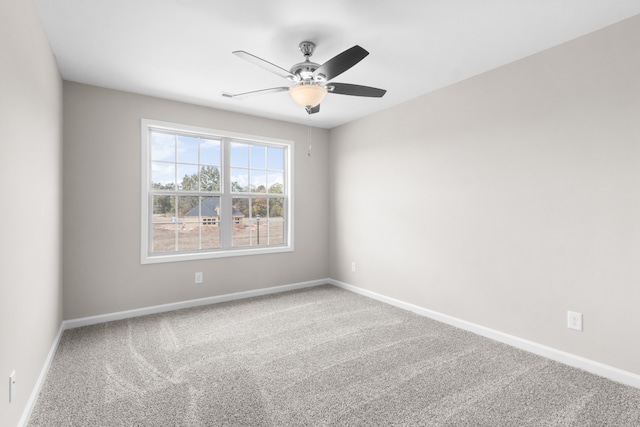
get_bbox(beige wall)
[0,0,63,425]
[62,82,330,319]
[329,15,640,376]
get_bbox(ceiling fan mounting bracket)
[298,41,316,58]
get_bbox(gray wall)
[329,15,640,376]
[0,0,63,425]
[62,83,330,319]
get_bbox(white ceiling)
[34,0,640,129]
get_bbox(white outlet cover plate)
[567,311,583,331]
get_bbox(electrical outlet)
[351,262,356,273]
[195,272,203,284]
[9,371,16,403]
[567,311,583,331]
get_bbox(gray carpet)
[29,285,640,426]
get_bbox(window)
[141,119,293,263]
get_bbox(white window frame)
[141,119,294,264]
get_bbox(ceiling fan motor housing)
[290,61,321,82]
[290,41,324,82]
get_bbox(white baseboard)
[18,323,65,427]
[63,279,326,330]
[328,279,640,390]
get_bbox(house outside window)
[141,119,293,264]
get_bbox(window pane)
[177,135,199,164]
[267,172,284,193]
[200,139,220,166]
[200,165,220,192]
[250,145,266,169]
[152,195,176,253]
[177,164,199,190]
[268,219,284,245]
[153,195,175,217]
[199,196,221,218]
[268,147,284,170]
[269,197,284,219]
[199,197,221,249]
[152,223,176,252]
[268,197,285,245]
[230,142,248,167]
[255,212,267,246]
[252,198,268,246]
[151,162,175,189]
[177,195,199,217]
[232,197,249,219]
[176,196,200,251]
[232,197,250,247]
[201,222,220,249]
[252,197,267,218]
[231,168,249,192]
[251,170,267,193]
[151,132,175,162]
[178,221,200,251]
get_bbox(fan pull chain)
[307,111,312,157]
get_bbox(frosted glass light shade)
[289,84,327,108]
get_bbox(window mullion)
[173,194,179,252]
[220,138,232,248]
[198,193,202,250]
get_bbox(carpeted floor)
[28,285,640,426]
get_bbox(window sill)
[141,245,294,264]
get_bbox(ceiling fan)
[222,41,386,114]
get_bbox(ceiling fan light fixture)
[228,43,385,115]
[289,84,327,108]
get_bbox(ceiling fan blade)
[305,104,320,115]
[327,83,386,97]
[313,45,369,81]
[222,87,289,99]
[233,51,298,80]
